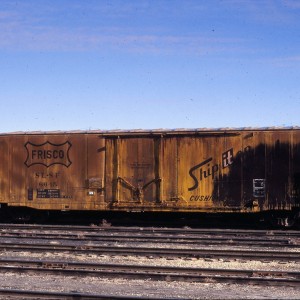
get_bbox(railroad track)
[0,224,299,249]
[0,242,299,262]
[0,224,299,298]
[1,223,300,238]
[0,258,299,287]
[0,224,299,262]
[0,232,298,248]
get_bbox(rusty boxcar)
[0,128,299,226]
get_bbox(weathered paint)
[0,128,299,214]
[0,134,105,211]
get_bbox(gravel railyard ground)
[0,271,299,299]
[0,251,299,299]
[0,225,299,299]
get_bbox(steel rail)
[0,232,297,248]
[0,289,152,299]
[0,242,299,261]
[0,258,299,287]
[0,228,296,241]
[0,223,299,237]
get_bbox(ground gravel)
[0,272,299,299]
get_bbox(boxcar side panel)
[292,131,300,208]
[215,132,244,209]
[0,137,9,204]
[177,135,221,209]
[0,133,105,211]
[10,136,27,206]
[265,131,291,211]
[174,133,244,212]
[239,131,267,210]
[24,134,73,210]
[105,137,161,209]
[160,137,178,202]
[86,135,105,209]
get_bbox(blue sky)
[0,0,300,132]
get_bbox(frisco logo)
[24,141,72,167]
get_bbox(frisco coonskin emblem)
[24,141,72,167]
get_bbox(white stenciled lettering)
[222,148,234,168]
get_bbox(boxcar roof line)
[0,126,300,136]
